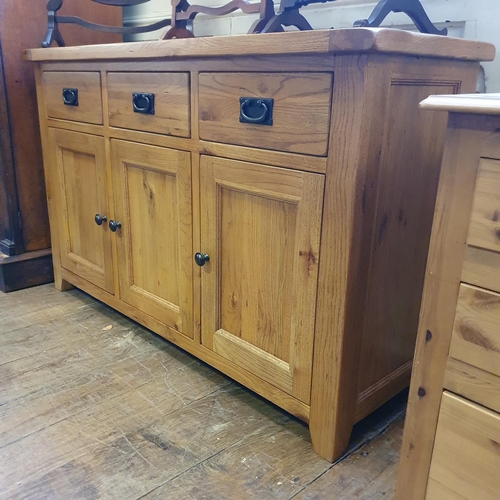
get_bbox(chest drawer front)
[467,158,500,253]
[450,283,500,378]
[43,71,103,125]
[199,72,333,156]
[107,72,190,137]
[427,392,500,500]
[462,158,500,293]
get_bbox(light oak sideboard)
[24,29,495,462]
[396,94,500,499]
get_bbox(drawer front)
[199,72,333,156]
[427,392,500,500]
[450,283,500,378]
[43,71,103,125]
[107,72,190,137]
[462,158,500,293]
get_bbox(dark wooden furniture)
[43,0,276,45]
[42,0,446,45]
[0,0,121,292]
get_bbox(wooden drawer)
[462,158,500,293]
[107,72,190,137]
[198,72,332,156]
[450,283,500,377]
[427,392,500,500]
[43,71,103,125]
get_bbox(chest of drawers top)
[24,28,494,63]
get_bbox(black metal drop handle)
[109,220,122,232]
[94,214,107,226]
[132,92,155,115]
[194,253,210,267]
[239,97,273,125]
[62,88,78,106]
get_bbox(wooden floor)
[0,284,406,499]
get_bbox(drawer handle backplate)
[62,88,78,106]
[132,92,155,115]
[239,97,273,126]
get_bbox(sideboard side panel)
[356,57,480,417]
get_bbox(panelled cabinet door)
[111,140,194,338]
[48,128,114,293]
[200,156,325,404]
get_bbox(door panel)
[200,156,325,403]
[111,140,193,337]
[49,128,114,293]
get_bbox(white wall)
[124,0,500,91]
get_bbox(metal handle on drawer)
[132,92,155,115]
[62,88,79,106]
[239,97,273,126]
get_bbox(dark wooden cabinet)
[0,0,121,291]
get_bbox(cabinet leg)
[309,416,353,463]
[54,267,73,291]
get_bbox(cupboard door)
[48,128,114,293]
[111,140,193,337]
[200,156,325,403]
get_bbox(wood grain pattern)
[31,43,489,464]
[357,80,458,396]
[199,72,332,156]
[198,141,327,174]
[48,128,114,293]
[111,140,193,338]
[200,155,324,404]
[0,249,54,293]
[108,72,190,137]
[43,71,103,125]
[23,28,495,62]
[481,128,500,160]
[467,158,500,253]
[450,284,500,378]
[213,329,293,395]
[39,55,338,75]
[34,66,74,292]
[60,265,311,422]
[0,283,406,500]
[394,114,493,499]
[309,53,387,462]
[44,116,328,173]
[355,360,412,423]
[294,417,405,500]
[462,245,500,294]
[445,357,500,415]
[426,392,500,500]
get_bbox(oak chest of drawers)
[396,94,500,499]
[24,29,495,462]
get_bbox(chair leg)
[354,0,447,36]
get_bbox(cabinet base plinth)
[0,249,54,292]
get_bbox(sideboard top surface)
[23,28,495,63]
[420,93,500,114]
